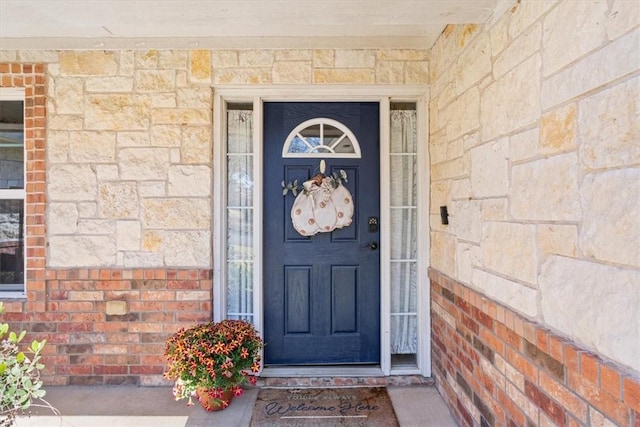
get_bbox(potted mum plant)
[164,319,263,411]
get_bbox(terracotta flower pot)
[196,387,234,412]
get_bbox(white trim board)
[213,85,430,378]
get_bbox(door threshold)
[261,366,384,378]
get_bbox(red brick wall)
[3,268,212,385]
[1,63,214,386]
[0,63,47,313]
[430,268,640,427]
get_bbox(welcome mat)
[251,387,399,427]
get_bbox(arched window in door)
[282,118,361,158]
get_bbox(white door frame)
[213,85,431,377]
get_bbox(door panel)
[263,102,380,365]
[332,266,358,333]
[284,267,311,334]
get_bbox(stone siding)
[1,48,428,270]
[429,0,640,385]
[46,50,214,269]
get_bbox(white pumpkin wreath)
[282,168,353,236]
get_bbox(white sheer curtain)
[390,108,418,355]
[226,109,254,322]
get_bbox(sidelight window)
[389,102,418,368]
[225,104,255,323]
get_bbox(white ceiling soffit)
[0,0,508,50]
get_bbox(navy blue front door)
[263,102,380,365]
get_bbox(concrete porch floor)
[15,385,458,427]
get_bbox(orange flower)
[164,319,263,407]
[221,358,234,370]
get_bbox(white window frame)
[0,87,27,297]
[213,85,430,377]
[282,118,362,158]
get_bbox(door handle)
[367,242,378,251]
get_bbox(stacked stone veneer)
[429,1,639,426]
[0,48,428,385]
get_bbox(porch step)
[259,365,435,387]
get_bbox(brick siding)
[430,268,640,427]
[4,268,212,385]
[0,63,47,313]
